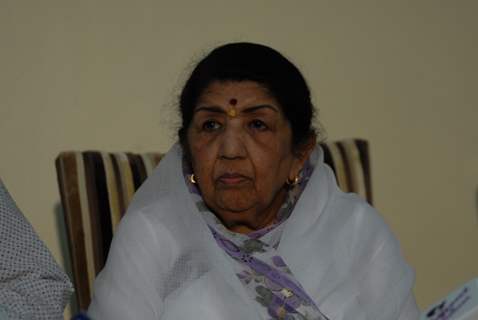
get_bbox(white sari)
[88,144,419,320]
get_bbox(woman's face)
[187,80,313,233]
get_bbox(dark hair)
[178,42,316,153]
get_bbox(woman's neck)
[216,187,287,234]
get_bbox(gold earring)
[189,174,197,184]
[286,176,300,186]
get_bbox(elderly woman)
[88,43,419,320]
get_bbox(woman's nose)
[218,124,246,159]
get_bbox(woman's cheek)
[251,133,281,152]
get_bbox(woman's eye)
[249,119,268,131]
[202,120,222,131]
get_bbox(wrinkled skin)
[187,81,315,233]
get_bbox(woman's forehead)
[197,80,279,108]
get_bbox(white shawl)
[88,144,419,320]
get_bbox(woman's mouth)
[217,173,250,186]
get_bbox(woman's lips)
[217,173,250,185]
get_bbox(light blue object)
[421,278,478,320]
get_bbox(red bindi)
[229,98,237,106]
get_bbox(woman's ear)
[297,133,317,161]
[290,133,317,179]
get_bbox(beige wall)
[1,0,477,317]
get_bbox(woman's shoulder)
[326,191,399,254]
[112,186,208,258]
[329,189,388,228]
[115,190,177,241]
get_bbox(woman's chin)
[210,187,253,208]
[216,198,256,215]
